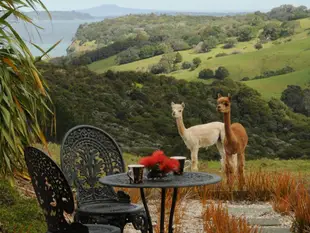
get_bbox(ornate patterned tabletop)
[99,172,221,188]
[100,172,222,233]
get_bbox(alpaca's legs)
[237,152,246,190]
[190,147,199,171]
[216,142,226,173]
[225,155,236,190]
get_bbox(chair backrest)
[60,125,125,205]
[24,147,74,233]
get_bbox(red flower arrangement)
[139,150,180,178]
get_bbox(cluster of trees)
[40,63,310,160]
[259,21,300,41]
[249,66,295,80]
[281,85,310,117]
[69,4,307,66]
[150,54,202,74]
[198,67,230,80]
[70,12,273,64]
[267,4,310,21]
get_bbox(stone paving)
[124,200,292,233]
[227,204,292,233]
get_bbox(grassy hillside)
[91,33,310,81]
[87,18,310,100]
[246,67,310,99]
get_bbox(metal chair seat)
[78,202,144,215]
[47,225,120,233]
[86,224,120,233]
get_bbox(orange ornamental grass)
[203,202,261,233]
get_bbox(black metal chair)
[60,125,148,233]
[24,146,120,233]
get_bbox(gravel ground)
[124,200,292,233]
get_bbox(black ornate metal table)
[99,172,221,233]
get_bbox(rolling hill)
[246,67,310,99]
[88,18,310,99]
[78,4,246,17]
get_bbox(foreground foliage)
[0,181,46,233]
[0,0,54,178]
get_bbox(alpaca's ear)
[228,93,232,101]
[181,102,185,108]
[171,102,175,106]
[217,93,222,98]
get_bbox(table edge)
[99,172,222,188]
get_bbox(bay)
[11,19,103,57]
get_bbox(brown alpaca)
[217,93,248,189]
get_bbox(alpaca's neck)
[176,116,186,137]
[224,112,234,142]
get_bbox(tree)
[192,57,202,67]
[182,61,192,69]
[202,36,218,52]
[174,52,183,64]
[223,38,238,49]
[281,85,304,113]
[215,66,230,80]
[260,23,281,41]
[0,0,55,179]
[170,39,190,51]
[139,45,156,59]
[237,25,254,42]
[135,30,150,41]
[199,69,214,79]
[117,47,140,64]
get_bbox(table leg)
[140,188,153,233]
[160,188,166,233]
[168,188,178,233]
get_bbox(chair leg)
[131,212,149,233]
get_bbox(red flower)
[139,150,180,174]
[139,156,158,167]
[160,158,180,173]
[152,150,166,163]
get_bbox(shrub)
[215,53,228,57]
[254,43,263,50]
[231,51,241,55]
[182,61,193,69]
[192,57,202,67]
[199,69,214,79]
[223,38,238,49]
[0,181,46,233]
[241,77,250,81]
[215,66,230,79]
[174,52,183,63]
[150,63,168,74]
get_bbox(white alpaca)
[171,102,229,171]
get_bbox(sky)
[41,0,310,12]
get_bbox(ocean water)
[11,19,102,57]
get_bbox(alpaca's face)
[217,94,231,113]
[171,102,185,118]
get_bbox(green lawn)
[246,67,310,99]
[40,143,310,175]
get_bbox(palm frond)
[0,0,55,178]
